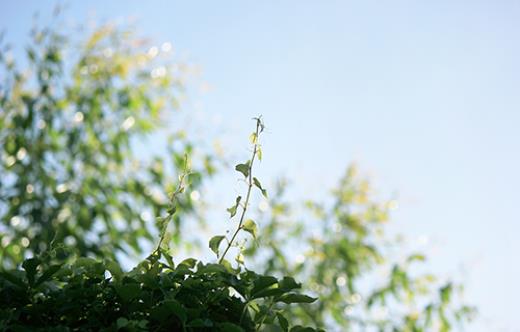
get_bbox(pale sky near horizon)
[1,1,519,331]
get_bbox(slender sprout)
[153,154,190,255]
[219,117,264,264]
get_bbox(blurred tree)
[0,17,215,267]
[245,167,475,331]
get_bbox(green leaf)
[117,317,129,328]
[0,271,27,289]
[187,318,213,328]
[164,300,187,323]
[406,253,426,263]
[253,177,267,197]
[235,162,250,178]
[250,132,258,144]
[217,322,244,332]
[115,283,141,302]
[242,219,258,239]
[22,258,40,286]
[179,258,197,269]
[35,264,63,286]
[279,293,317,304]
[227,196,242,218]
[235,253,245,265]
[150,300,187,323]
[252,275,278,296]
[277,313,289,332]
[257,146,263,161]
[440,283,453,304]
[290,327,318,332]
[209,235,226,257]
[279,277,300,291]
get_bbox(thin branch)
[219,118,262,264]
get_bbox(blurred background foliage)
[0,10,474,331]
[0,15,216,268]
[245,168,474,331]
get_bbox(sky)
[1,1,519,330]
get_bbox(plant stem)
[219,119,261,264]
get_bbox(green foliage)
[0,19,214,267]
[0,249,321,331]
[245,167,476,331]
[0,118,320,332]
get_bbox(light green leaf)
[242,219,258,239]
[250,132,258,144]
[227,196,242,218]
[209,235,226,257]
[235,253,245,265]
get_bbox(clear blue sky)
[2,1,519,330]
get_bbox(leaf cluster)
[0,249,320,332]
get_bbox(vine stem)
[219,118,262,264]
[153,155,189,255]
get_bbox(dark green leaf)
[217,322,244,332]
[235,162,250,178]
[115,283,141,302]
[253,177,267,198]
[22,258,40,286]
[35,264,62,286]
[279,293,317,304]
[277,313,289,332]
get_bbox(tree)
[0,12,474,331]
[245,168,475,331]
[0,17,215,267]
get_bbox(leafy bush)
[0,117,322,331]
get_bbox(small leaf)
[276,313,289,332]
[406,253,426,263]
[253,177,267,198]
[235,162,250,178]
[209,235,226,257]
[250,132,258,144]
[227,196,242,218]
[257,146,263,161]
[187,318,213,328]
[235,253,245,265]
[279,276,300,291]
[117,317,129,328]
[0,271,26,289]
[252,275,278,296]
[242,219,258,239]
[150,300,187,323]
[279,293,317,304]
[35,264,63,286]
[115,283,141,302]
[290,327,318,332]
[179,258,197,268]
[217,322,244,332]
[22,258,40,286]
